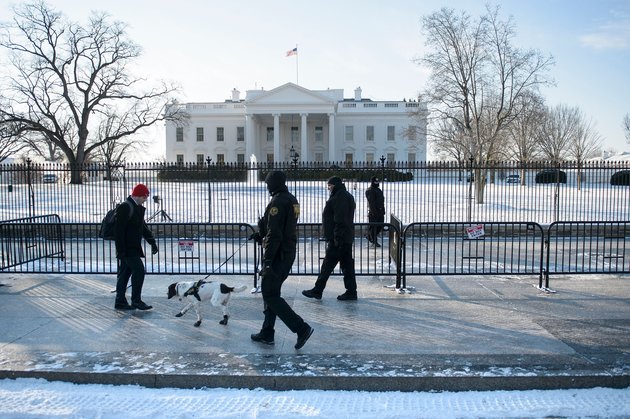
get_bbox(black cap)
[327,176,342,187]
[265,171,286,193]
[370,176,379,183]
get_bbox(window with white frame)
[408,125,417,141]
[408,152,416,162]
[216,154,225,164]
[266,127,274,142]
[196,127,204,142]
[345,153,353,163]
[366,126,374,142]
[176,127,183,142]
[387,153,395,162]
[196,154,204,165]
[387,126,395,141]
[366,153,374,162]
[315,152,323,162]
[266,153,274,163]
[315,126,323,142]
[237,153,245,163]
[291,126,299,143]
[176,154,184,164]
[345,126,354,142]
[237,126,244,142]
[217,127,224,142]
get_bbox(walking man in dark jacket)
[251,171,313,350]
[365,176,385,247]
[302,176,357,301]
[113,183,159,311]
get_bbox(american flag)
[286,47,297,57]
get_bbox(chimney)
[231,88,240,102]
[354,86,362,101]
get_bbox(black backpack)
[98,201,133,240]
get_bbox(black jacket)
[114,196,156,258]
[365,185,385,218]
[322,183,355,246]
[261,186,300,265]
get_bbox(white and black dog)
[167,280,247,327]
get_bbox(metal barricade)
[0,215,64,271]
[545,221,630,282]
[402,222,545,286]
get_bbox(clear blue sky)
[1,0,628,159]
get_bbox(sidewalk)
[0,272,628,391]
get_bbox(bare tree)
[624,113,630,144]
[417,5,554,202]
[537,104,580,162]
[0,1,187,183]
[568,111,602,190]
[0,121,28,162]
[505,91,546,183]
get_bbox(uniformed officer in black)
[251,171,313,350]
[365,176,385,247]
[302,176,358,301]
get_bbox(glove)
[151,243,159,255]
[248,232,262,244]
[260,262,272,278]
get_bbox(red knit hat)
[131,183,150,197]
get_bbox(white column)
[300,113,308,162]
[328,113,335,162]
[273,114,280,162]
[245,114,255,161]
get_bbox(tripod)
[147,195,172,222]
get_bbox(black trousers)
[116,256,146,304]
[314,242,356,293]
[367,213,384,242]
[260,253,306,336]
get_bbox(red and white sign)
[465,224,485,239]
[178,240,194,252]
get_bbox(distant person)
[250,171,314,350]
[365,176,385,247]
[113,183,159,311]
[302,176,357,301]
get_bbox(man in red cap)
[113,183,159,310]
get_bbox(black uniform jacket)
[365,185,385,218]
[322,183,356,246]
[261,186,300,265]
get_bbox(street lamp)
[290,146,300,167]
[379,155,386,184]
[206,156,213,222]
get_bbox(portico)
[243,83,337,163]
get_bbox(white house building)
[165,83,427,164]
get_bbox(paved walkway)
[0,272,628,391]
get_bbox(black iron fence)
[1,160,629,225]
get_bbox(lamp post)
[290,146,299,185]
[206,156,213,222]
[290,146,300,167]
[379,155,386,187]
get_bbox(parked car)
[42,174,58,184]
[535,169,566,184]
[610,170,630,186]
[466,173,487,182]
[505,174,520,183]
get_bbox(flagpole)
[295,44,299,85]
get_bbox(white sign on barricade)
[465,224,485,239]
